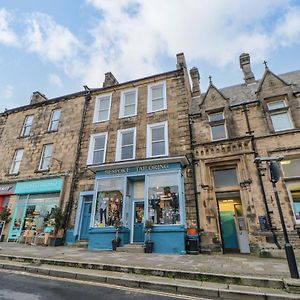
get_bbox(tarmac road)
[0,269,205,300]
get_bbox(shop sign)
[15,178,63,195]
[0,183,15,195]
[104,164,169,175]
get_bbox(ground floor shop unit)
[7,177,64,241]
[73,157,189,254]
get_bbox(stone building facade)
[69,53,197,253]
[0,92,85,241]
[190,53,300,253]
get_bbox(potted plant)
[112,219,122,251]
[0,207,12,242]
[144,219,154,253]
[48,206,65,247]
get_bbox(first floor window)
[116,128,136,161]
[39,144,53,170]
[147,121,168,157]
[267,100,293,131]
[10,149,24,174]
[93,178,124,227]
[148,173,180,225]
[87,133,108,165]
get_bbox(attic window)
[208,112,227,141]
[267,100,293,132]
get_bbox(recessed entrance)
[217,192,250,254]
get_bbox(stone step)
[0,260,299,299]
[116,243,144,253]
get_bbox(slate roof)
[190,70,300,115]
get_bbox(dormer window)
[208,112,227,141]
[267,100,293,132]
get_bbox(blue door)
[80,202,92,240]
[133,202,144,243]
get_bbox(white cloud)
[3,84,13,99]
[0,8,19,46]
[23,13,81,65]
[49,73,63,87]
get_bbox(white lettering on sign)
[0,185,13,192]
[104,164,169,175]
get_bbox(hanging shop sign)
[15,178,63,195]
[0,183,16,195]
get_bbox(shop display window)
[148,173,180,225]
[94,178,124,227]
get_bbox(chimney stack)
[176,53,187,70]
[103,72,119,88]
[30,91,47,105]
[190,67,201,97]
[239,53,255,84]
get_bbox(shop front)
[88,157,188,254]
[7,177,63,241]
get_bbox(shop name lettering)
[104,164,169,175]
[0,185,13,192]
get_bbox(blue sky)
[1,0,300,112]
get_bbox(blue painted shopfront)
[8,178,63,241]
[85,160,187,254]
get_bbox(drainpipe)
[241,103,280,249]
[188,115,201,232]
[63,88,91,230]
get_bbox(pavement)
[0,242,294,278]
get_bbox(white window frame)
[93,93,112,123]
[147,121,169,158]
[21,115,34,137]
[119,88,138,118]
[208,112,228,141]
[116,127,136,161]
[48,109,61,132]
[38,144,53,171]
[87,132,108,165]
[267,100,294,132]
[9,149,24,174]
[147,81,167,113]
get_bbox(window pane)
[152,141,165,156]
[209,112,224,122]
[271,113,292,131]
[152,85,163,100]
[94,178,124,227]
[148,173,180,225]
[268,101,285,110]
[26,115,34,126]
[15,149,24,160]
[99,98,110,110]
[211,124,226,140]
[98,110,108,121]
[291,190,300,221]
[213,169,238,188]
[41,157,50,170]
[121,145,133,160]
[52,109,61,121]
[94,136,106,150]
[44,145,53,157]
[93,149,104,164]
[124,104,135,116]
[122,131,134,146]
[152,126,164,141]
[152,98,164,111]
[281,158,300,177]
[124,93,136,105]
[50,120,59,131]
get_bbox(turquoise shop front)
[7,177,63,241]
[88,158,188,254]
